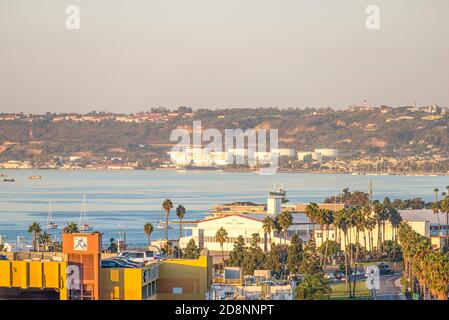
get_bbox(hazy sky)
[1,0,448,113]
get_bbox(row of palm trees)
[144,199,187,256]
[27,222,53,252]
[431,187,449,245]
[304,202,402,255]
[398,222,449,300]
[261,211,293,248]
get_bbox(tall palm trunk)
[377,222,382,250]
[344,232,349,293]
[445,211,449,246]
[221,245,225,273]
[348,228,353,262]
[32,233,37,252]
[268,231,272,250]
[323,224,330,267]
[165,210,169,250]
[178,219,183,258]
[363,230,367,251]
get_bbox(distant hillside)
[1,106,448,161]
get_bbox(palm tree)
[354,207,366,260]
[262,216,274,252]
[144,223,154,246]
[336,209,351,296]
[63,222,79,234]
[38,231,51,252]
[305,203,319,240]
[388,208,402,243]
[162,199,173,250]
[373,203,388,250]
[176,205,186,258]
[433,188,442,238]
[440,195,449,249]
[321,209,334,267]
[215,227,228,273]
[27,222,42,252]
[278,211,293,245]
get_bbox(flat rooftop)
[399,209,444,224]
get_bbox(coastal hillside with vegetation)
[1,105,448,170]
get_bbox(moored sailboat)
[47,201,58,230]
[79,194,93,232]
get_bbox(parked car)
[120,250,160,263]
[0,255,8,260]
[377,262,394,275]
[101,259,138,268]
[333,272,346,279]
[110,256,144,268]
[324,273,336,280]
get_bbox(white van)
[119,247,164,263]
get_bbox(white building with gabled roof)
[180,213,315,253]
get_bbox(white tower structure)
[267,184,285,215]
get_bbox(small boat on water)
[156,219,173,230]
[47,201,58,230]
[29,175,42,180]
[3,178,14,182]
[79,194,93,232]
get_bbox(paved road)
[373,274,404,300]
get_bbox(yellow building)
[100,263,160,300]
[0,254,212,300]
[157,255,212,300]
[0,260,67,299]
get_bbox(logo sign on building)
[73,237,88,251]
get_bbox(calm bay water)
[0,169,447,246]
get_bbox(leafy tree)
[242,233,265,275]
[183,239,200,259]
[264,244,285,278]
[318,240,341,264]
[295,273,331,300]
[298,239,321,275]
[228,235,246,267]
[287,234,303,274]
